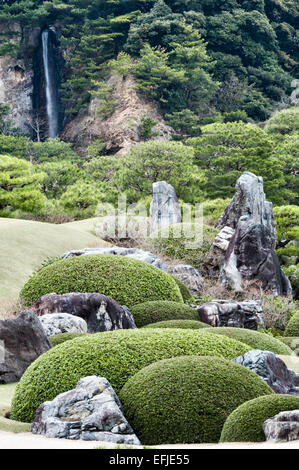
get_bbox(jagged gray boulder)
[32,376,141,444]
[150,181,182,233]
[30,293,136,333]
[216,172,291,296]
[232,350,299,395]
[165,264,204,295]
[39,312,88,337]
[0,310,52,384]
[62,247,166,271]
[263,410,299,442]
[203,226,235,277]
[195,300,264,330]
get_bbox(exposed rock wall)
[0,23,40,135]
[61,74,173,155]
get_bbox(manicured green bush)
[49,332,87,346]
[149,223,218,270]
[119,356,273,445]
[10,328,251,423]
[220,394,299,442]
[203,327,292,355]
[284,312,299,337]
[143,320,209,329]
[20,254,183,308]
[131,300,198,327]
[172,277,192,302]
[280,337,299,356]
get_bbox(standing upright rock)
[0,310,52,384]
[150,181,182,233]
[216,172,292,296]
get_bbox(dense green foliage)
[10,328,251,422]
[203,327,292,355]
[280,337,299,356]
[150,223,218,269]
[49,332,87,346]
[0,0,297,122]
[0,154,46,216]
[130,300,199,327]
[20,254,183,308]
[220,395,299,442]
[187,122,293,204]
[143,320,209,330]
[284,312,299,337]
[120,355,273,444]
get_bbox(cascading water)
[42,29,59,138]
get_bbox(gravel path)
[0,430,298,449]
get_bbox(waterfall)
[42,29,59,138]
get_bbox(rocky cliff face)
[61,74,173,155]
[0,23,40,135]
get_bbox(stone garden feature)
[39,312,88,336]
[62,246,166,271]
[195,299,264,330]
[30,292,136,333]
[10,328,251,423]
[216,172,292,296]
[263,410,299,442]
[32,376,140,445]
[232,350,299,395]
[149,181,182,233]
[0,310,52,384]
[220,395,299,442]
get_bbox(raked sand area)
[0,217,109,308]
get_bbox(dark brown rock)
[0,310,52,384]
[195,300,264,330]
[30,292,136,333]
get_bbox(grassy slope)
[0,217,109,301]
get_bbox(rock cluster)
[0,310,52,384]
[62,246,166,270]
[39,312,88,337]
[32,376,141,444]
[233,350,299,395]
[263,410,299,442]
[195,300,264,330]
[165,264,204,295]
[216,172,291,296]
[150,181,182,233]
[30,293,136,333]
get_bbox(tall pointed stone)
[150,181,182,233]
[217,172,292,297]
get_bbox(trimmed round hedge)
[49,332,87,346]
[130,300,199,327]
[10,328,251,423]
[220,394,299,442]
[119,356,274,445]
[143,320,209,330]
[20,254,183,308]
[280,337,299,356]
[284,312,299,337]
[172,277,192,302]
[203,327,292,355]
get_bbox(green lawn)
[0,217,109,302]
